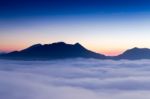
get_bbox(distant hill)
[115,47,150,60]
[0,42,106,60]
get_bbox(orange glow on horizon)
[95,48,125,56]
[0,45,27,52]
[99,50,124,56]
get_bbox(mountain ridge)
[1,42,150,60]
[0,42,106,60]
[114,47,150,60]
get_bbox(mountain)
[115,47,150,60]
[0,42,106,60]
[1,42,150,60]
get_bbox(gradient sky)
[1,0,150,56]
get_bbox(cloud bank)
[1,59,150,99]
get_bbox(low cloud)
[0,59,150,99]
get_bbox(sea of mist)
[1,58,150,99]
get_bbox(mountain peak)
[132,47,139,49]
[0,42,105,60]
[74,42,82,46]
[51,42,66,45]
[29,44,42,48]
[116,47,150,59]
[74,43,84,47]
[125,47,150,53]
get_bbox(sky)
[1,0,150,56]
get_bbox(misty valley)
[0,58,150,99]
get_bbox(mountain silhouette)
[115,47,150,60]
[1,42,150,60]
[0,42,106,60]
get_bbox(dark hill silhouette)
[0,42,106,60]
[1,43,150,60]
[115,47,150,60]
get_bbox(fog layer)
[0,59,150,99]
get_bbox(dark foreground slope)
[0,42,106,60]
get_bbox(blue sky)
[1,0,150,55]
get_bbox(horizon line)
[0,41,149,57]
